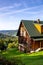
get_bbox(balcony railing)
[19,36,27,44]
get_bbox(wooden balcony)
[18,36,27,44]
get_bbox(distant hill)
[0,33,9,38]
[0,30,17,36]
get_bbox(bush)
[7,41,18,49]
[7,43,15,49]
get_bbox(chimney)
[37,19,40,23]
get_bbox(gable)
[19,22,26,37]
[17,21,29,37]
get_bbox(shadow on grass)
[0,54,43,65]
[0,55,25,65]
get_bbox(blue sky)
[0,0,43,30]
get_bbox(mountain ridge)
[0,30,17,36]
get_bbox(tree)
[0,40,7,51]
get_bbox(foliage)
[7,43,15,49]
[0,36,18,50]
[7,37,18,49]
[0,40,7,51]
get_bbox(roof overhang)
[33,38,43,41]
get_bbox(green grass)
[0,48,43,65]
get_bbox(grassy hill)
[0,32,43,65]
[0,48,43,65]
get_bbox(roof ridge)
[21,19,34,21]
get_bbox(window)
[20,27,22,36]
[24,31,26,37]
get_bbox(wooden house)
[17,19,43,53]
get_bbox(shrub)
[7,41,18,49]
[7,43,15,49]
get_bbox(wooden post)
[40,41,41,48]
[33,41,35,51]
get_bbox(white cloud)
[0,4,43,17]
[24,11,38,14]
[0,3,21,11]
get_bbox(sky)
[0,0,43,30]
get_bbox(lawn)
[0,48,43,65]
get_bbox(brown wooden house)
[17,19,43,53]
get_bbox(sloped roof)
[21,20,43,38]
